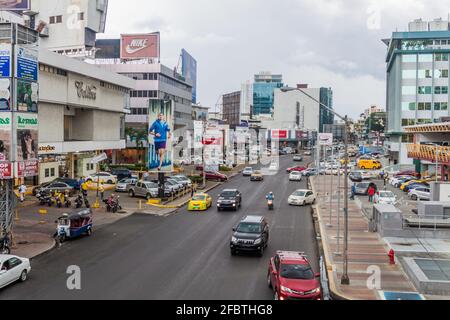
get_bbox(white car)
[0,255,31,289]
[242,167,253,176]
[374,191,397,205]
[304,151,312,156]
[409,187,431,201]
[289,171,303,181]
[86,172,117,184]
[115,178,138,192]
[288,190,316,206]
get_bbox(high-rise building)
[240,81,253,121]
[252,72,283,116]
[222,91,241,129]
[384,18,450,164]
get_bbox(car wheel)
[302,201,306,206]
[129,190,135,198]
[107,180,113,185]
[267,274,273,289]
[86,228,93,236]
[146,194,152,200]
[412,195,418,201]
[20,270,28,282]
[313,198,316,205]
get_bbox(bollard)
[39,209,47,224]
[388,249,395,265]
[139,200,142,210]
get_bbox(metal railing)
[403,214,450,231]
[406,144,450,164]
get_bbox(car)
[217,189,242,211]
[358,159,382,170]
[393,176,416,188]
[251,171,264,181]
[304,151,312,156]
[374,191,397,205]
[267,251,321,301]
[0,255,31,289]
[389,175,415,187]
[286,166,307,174]
[409,187,431,201]
[110,168,132,182]
[230,216,269,257]
[404,183,430,193]
[288,190,316,206]
[354,182,378,196]
[242,167,254,177]
[302,168,318,177]
[86,172,117,185]
[289,171,303,182]
[34,181,75,197]
[188,193,213,211]
[128,181,170,199]
[395,170,421,178]
[269,163,279,171]
[349,172,363,182]
[115,178,138,192]
[170,176,191,188]
[293,155,303,162]
[205,171,228,182]
[165,179,183,193]
[55,178,80,191]
[400,179,428,191]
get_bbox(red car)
[395,170,421,178]
[267,251,321,301]
[205,171,228,182]
[286,166,307,173]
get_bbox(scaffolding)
[0,180,15,237]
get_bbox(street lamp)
[281,87,351,285]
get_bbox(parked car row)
[388,172,431,201]
[126,175,194,200]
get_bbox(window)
[435,102,448,111]
[78,12,84,21]
[402,119,416,126]
[402,86,416,95]
[435,69,449,78]
[418,86,432,94]
[418,103,432,111]
[402,102,416,111]
[50,168,55,177]
[418,54,433,62]
[417,119,433,124]
[56,15,63,23]
[435,86,449,94]
[402,70,416,79]
[403,55,417,63]
[402,135,414,143]
[45,168,50,178]
[436,53,449,62]
[418,69,432,79]
[49,16,55,24]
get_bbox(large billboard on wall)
[15,45,38,82]
[16,113,38,162]
[148,100,174,173]
[16,80,38,112]
[0,44,12,78]
[181,49,198,104]
[0,0,30,11]
[0,113,12,162]
[121,33,160,60]
[0,79,11,111]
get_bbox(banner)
[16,159,38,178]
[121,33,160,60]
[194,121,203,149]
[148,100,174,172]
[0,161,12,179]
[15,45,39,82]
[0,78,11,111]
[0,43,12,78]
[0,113,11,162]
[16,80,38,112]
[271,130,288,140]
[16,113,38,162]
[0,0,30,11]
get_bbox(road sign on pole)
[318,133,333,146]
[90,153,108,164]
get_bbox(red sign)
[0,161,13,179]
[16,160,38,178]
[120,33,160,60]
[271,130,288,140]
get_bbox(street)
[0,156,319,300]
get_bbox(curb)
[310,176,354,301]
[29,238,57,260]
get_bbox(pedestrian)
[99,183,105,201]
[368,185,376,203]
[191,182,197,197]
[350,184,356,200]
[78,177,85,194]
[81,180,89,198]
[18,184,27,202]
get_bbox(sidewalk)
[311,175,417,300]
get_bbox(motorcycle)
[75,195,84,209]
[0,235,11,254]
[36,191,52,206]
[267,199,274,211]
[104,196,122,213]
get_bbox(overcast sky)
[103,0,450,119]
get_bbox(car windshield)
[292,191,306,197]
[358,183,370,188]
[245,167,252,171]
[119,179,130,184]
[236,223,261,234]
[221,191,237,197]
[192,195,206,201]
[380,192,395,198]
[280,264,315,280]
[291,172,301,175]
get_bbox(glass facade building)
[319,88,334,133]
[252,73,283,116]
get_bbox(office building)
[253,72,284,116]
[222,91,241,128]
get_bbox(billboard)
[0,79,11,111]
[0,161,12,179]
[16,113,38,162]
[0,0,29,11]
[148,100,174,172]
[318,133,333,146]
[121,33,160,60]
[0,113,12,162]
[181,49,197,103]
[15,45,38,82]
[194,121,203,149]
[16,159,38,178]
[271,130,288,140]
[16,80,38,112]
[0,44,12,78]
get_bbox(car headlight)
[231,237,238,243]
[217,200,223,204]
[305,288,321,295]
[254,238,262,245]
[280,286,294,294]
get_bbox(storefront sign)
[15,45,38,82]
[194,121,203,149]
[75,81,97,100]
[271,130,288,140]
[16,113,38,162]
[0,113,11,162]
[0,161,12,179]
[318,133,334,146]
[16,159,39,178]
[0,43,12,78]
[121,33,160,60]
[0,0,30,11]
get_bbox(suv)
[217,189,242,211]
[128,181,171,199]
[230,216,269,257]
[267,251,321,301]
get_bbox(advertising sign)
[0,113,11,161]
[0,44,11,78]
[0,0,30,11]
[121,33,160,60]
[15,45,39,82]
[90,153,108,164]
[318,133,334,146]
[16,80,38,112]
[16,113,38,162]
[148,100,174,172]
[271,130,288,140]
[0,79,11,111]
[0,161,13,179]
[194,121,203,150]
[181,49,197,104]
[16,159,38,178]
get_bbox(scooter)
[267,199,274,211]
[104,196,122,213]
[37,191,52,206]
[0,235,11,254]
[75,195,84,209]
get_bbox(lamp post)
[281,87,351,285]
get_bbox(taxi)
[188,193,213,211]
[400,179,428,191]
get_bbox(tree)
[365,112,386,133]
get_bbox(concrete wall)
[93,111,121,141]
[39,161,60,184]
[71,109,94,141]
[38,103,65,143]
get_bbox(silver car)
[128,181,159,200]
[116,178,138,192]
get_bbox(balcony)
[407,144,450,164]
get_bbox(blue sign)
[181,49,197,104]
[381,292,425,301]
[16,46,38,82]
[0,44,11,78]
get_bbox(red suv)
[267,251,321,300]
[286,166,307,173]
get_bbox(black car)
[111,168,132,181]
[230,216,269,257]
[33,178,79,196]
[217,189,242,211]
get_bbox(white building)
[240,80,253,121]
[38,49,134,183]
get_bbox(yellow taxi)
[188,193,213,211]
[357,159,382,170]
[400,179,428,191]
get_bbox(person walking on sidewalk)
[99,183,105,201]
[350,183,356,200]
[368,185,376,203]
[18,184,27,202]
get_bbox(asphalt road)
[0,156,319,300]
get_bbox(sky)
[103,0,450,119]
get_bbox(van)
[358,159,382,170]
